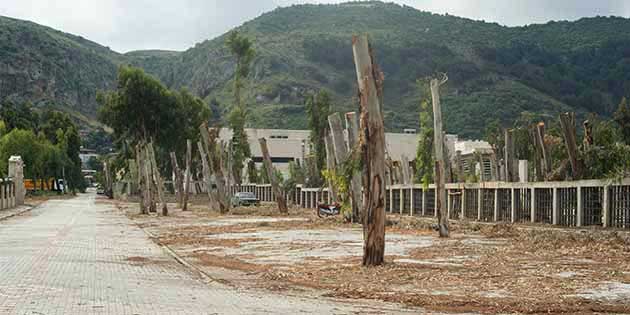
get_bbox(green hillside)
[3,2,630,138]
[0,15,124,120]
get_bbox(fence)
[233,178,630,230]
[0,179,17,210]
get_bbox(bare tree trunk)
[170,152,183,208]
[442,134,453,183]
[353,34,386,266]
[199,124,229,213]
[505,129,515,182]
[345,112,363,223]
[536,122,552,180]
[198,141,218,210]
[559,112,582,180]
[328,112,350,204]
[259,137,288,213]
[430,75,449,238]
[323,133,338,201]
[148,142,167,216]
[455,150,464,182]
[583,120,594,150]
[135,144,147,214]
[182,140,192,211]
[401,155,410,185]
[529,127,543,181]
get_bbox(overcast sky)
[2,0,629,53]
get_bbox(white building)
[219,128,419,180]
[218,128,493,181]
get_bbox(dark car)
[231,192,260,207]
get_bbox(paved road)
[0,194,417,315]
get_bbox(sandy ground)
[117,199,630,314]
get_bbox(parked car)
[96,184,105,195]
[231,192,260,207]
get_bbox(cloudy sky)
[2,0,629,53]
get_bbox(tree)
[225,31,255,186]
[305,90,331,187]
[228,107,250,185]
[0,101,39,131]
[414,81,434,186]
[247,160,259,183]
[97,66,210,172]
[225,30,255,110]
[614,97,630,145]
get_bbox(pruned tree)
[414,81,434,186]
[353,34,386,266]
[430,73,449,238]
[182,140,192,211]
[345,111,363,223]
[259,137,288,213]
[305,90,332,187]
[170,151,184,207]
[559,112,583,180]
[226,31,255,186]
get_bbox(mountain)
[3,2,630,138]
[0,15,125,126]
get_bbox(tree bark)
[430,75,449,238]
[323,132,338,201]
[583,120,594,149]
[353,34,386,266]
[504,129,515,182]
[328,112,349,203]
[135,144,147,214]
[259,137,288,213]
[401,155,410,185]
[147,142,167,216]
[559,112,582,180]
[199,124,229,213]
[536,122,552,180]
[170,152,183,208]
[198,141,218,211]
[182,140,192,211]
[345,112,363,223]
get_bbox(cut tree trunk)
[559,112,582,180]
[148,142,167,216]
[323,132,338,201]
[199,123,228,213]
[431,75,450,238]
[455,150,464,182]
[353,34,387,266]
[583,120,594,149]
[401,155,410,185]
[345,112,363,223]
[505,129,515,182]
[170,152,183,208]
[329,112,349,163]
[135,144,147,214]
[182,140,192,211]
[536,122,552,180]
[259,137,288,213]
[197,141,218,211]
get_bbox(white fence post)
[576,186,583,227]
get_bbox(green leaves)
[97,66,211,169]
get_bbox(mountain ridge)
[2,2,630,137]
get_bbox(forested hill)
[4,2,630,137]
[0,15,124,123]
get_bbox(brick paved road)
[0,194,419,315]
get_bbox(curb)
[0,204,37,222]
[137,223,217,284]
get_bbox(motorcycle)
[317,202,341,218]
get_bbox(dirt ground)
[116,199,630,314]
